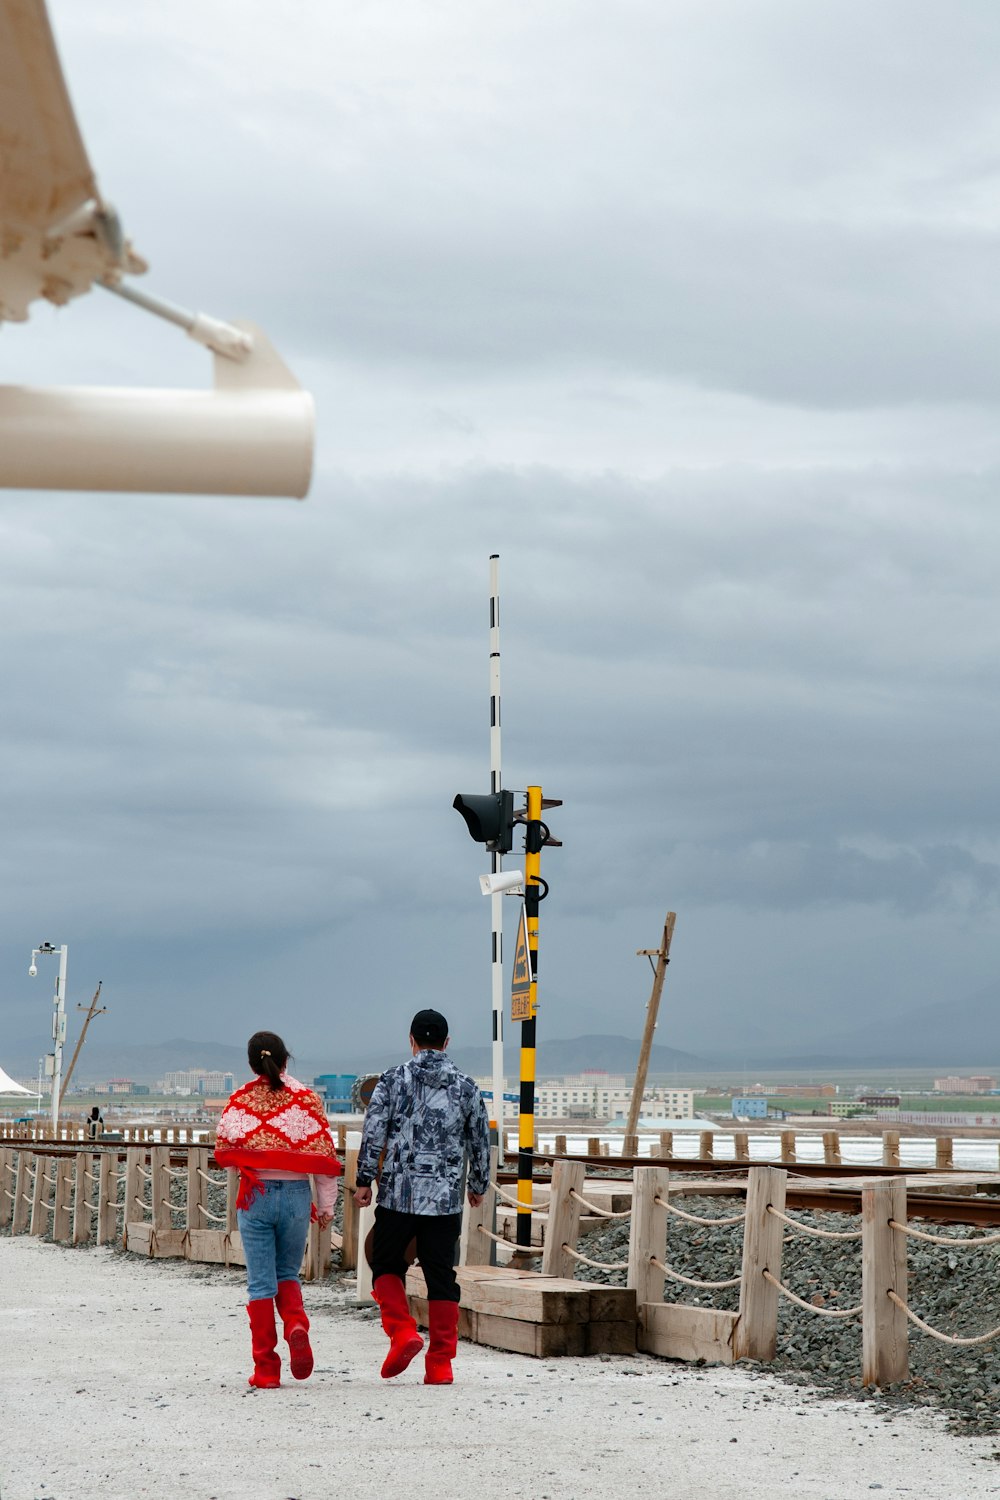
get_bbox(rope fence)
[886,1291,1000,1347]
[889,1219,1000,1248]
[655,1195,745,1227]
[761,1269,861,1319]
[569,1189,633,1220]
[649,1254,740,1290]
[766,1204,861,1241]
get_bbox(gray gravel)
[574,1185,1000,1438]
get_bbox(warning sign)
[510,904,533,1021]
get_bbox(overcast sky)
[3,1,1000,1074]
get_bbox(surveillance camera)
[479,869,525,896]
[28,964,37,977]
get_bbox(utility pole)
[623,913,676,1156]
[59,981,107,1103]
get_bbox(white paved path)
[3,1238,1000,1500]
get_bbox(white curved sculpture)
[0,0,315,499]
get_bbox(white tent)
[0,1063,34,1096]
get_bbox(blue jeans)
[237,1179,312,1301]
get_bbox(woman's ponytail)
[247,1030,290,1091]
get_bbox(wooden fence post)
[541,1158,586,1279]
[52,1155,73,1242]
[780,1130,796,1164]
[124,1148,146,1235]
[658,1131,673,1159]
[187,1148,208,1242]
[733,1132,749,1163]
[97,1152,119,1245]
[30,1154,50,1237]
[628,1165,670,1349]
[935,1136,953,1170]
[882,1132,900,1168]
[355,1194,377,1303]
[587,1136,601,1157]
[823,1131,841,1166]
[151,1146,173,1230]
[733,1165,786,1362]
[861,1177,908,1387]
[72,1152,92,1245]
[341,1146,359,1271]
[554,1134,567,1156]
[0,1148,13,1229]
[699,1131,714,1162]
[461,1146,498,1267]
[12,1153,32,1234]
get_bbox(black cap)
[410,1009,449,1046]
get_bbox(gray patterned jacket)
[356,1048,491,1215]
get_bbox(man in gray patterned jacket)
[354,1008,491,1385]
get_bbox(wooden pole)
[628,1165,670,1350]
[540,1158,586,1279]
[862,1177,908,1387]
[733,1165,786,1363]
[124,1148,146,1241]
[733,1131,750,1163]
[29,1154,50,1237]
[461,1145,498,1267]
[59,981,107,1103]
[187,1147,208,1238]
[882,1131,900,1168]
[623,914,676,1156]
[658,1130,673,1159]
[823,1131,841,1166]
[341,1146,359,1271]
[935,1136,953,1170]
[0,1148,13,1230]
[52,1155,73,1241]
[97,1151,118,1244]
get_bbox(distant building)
[313,1074,358,1113]
[744,1083,836,1098]
[162,1068,234,1095]
[732,1097,768,1119]
[531,1081,694,1121]
[107,1078,135,1095]
[934,1076,997,1094]
[857,1093,900,1110]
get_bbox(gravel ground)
[574,1185,1000,1436]
[5,1236,1000,1500]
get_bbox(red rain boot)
[275,1280,314,1380]
[424,1300,459,1385]
[246,1298,281,1388]
[373,1274,424,1379]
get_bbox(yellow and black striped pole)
[516,783,543,1248]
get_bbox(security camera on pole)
[29,942,68,1133]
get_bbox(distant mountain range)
[0,1032,706,1085]
[5,982,999,1084]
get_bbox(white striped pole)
[489,554,505,1143]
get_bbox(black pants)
[371,1206,463,1303]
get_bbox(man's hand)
[317,1213,334,1231]
[354,1185,373,1208]
[468,1191,484,1208]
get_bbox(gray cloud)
[4,2,1000,1071]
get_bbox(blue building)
[732,1096,768,1119]
[313,1074,357,1113]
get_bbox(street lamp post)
[29,943,68,1132]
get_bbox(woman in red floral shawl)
[215,1030,342,1388]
